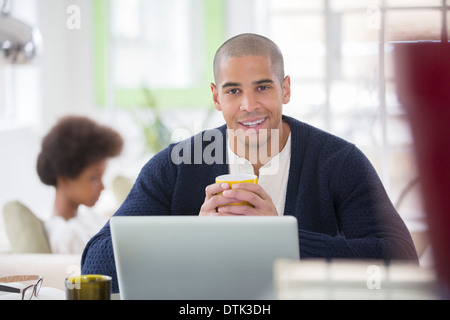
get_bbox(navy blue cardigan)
[81,116,418,292]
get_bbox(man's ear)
[282,76,291,105]
[211,83,221,111]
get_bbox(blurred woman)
[37,115,123,254]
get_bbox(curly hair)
[37,115,124,187]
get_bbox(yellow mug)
[216,174,258,207]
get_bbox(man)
[81,34,418,292]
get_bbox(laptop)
[110,216,299,300]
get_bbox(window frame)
[268,0,449,202]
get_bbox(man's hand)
[199,182,278,216]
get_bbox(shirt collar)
[226,133,292,175]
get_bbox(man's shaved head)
[213,33,285,85]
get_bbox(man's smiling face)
[211,55,291,151]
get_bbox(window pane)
[384,43,396,80]
[270,14,325,81]
[386,0,442,7]
[284,104,326,132]
[385,81,402,112]
[330,114,382,147]
[341,13,380,43]
[112,0,141,39]
[114,46,144,89]
[340,12,380,81]
[341,53,379,80]
[330,81,378,113]
[270,0,324,11]
[111,0,204,89]
[284,82,327,131]
[388,150,422,216]
[285,55,325,80]
[385,10,443,41]
[289,83,326,108]
[270,14,325,44]
[330,0,382,10]
[387,116,414,147]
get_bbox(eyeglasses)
[0,275,44,300]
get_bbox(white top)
[227,134,291,216]
[44,207,107,254]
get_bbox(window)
[268,0,449,218]
[93,0,225,108]
[95,0,449,220]
[112,0,204,89]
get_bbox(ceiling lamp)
[0,0,42,65]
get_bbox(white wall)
[38,0,98,126]
[1,0,99,214]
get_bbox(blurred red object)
[394,41,450,299]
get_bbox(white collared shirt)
[227,134,291,215]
